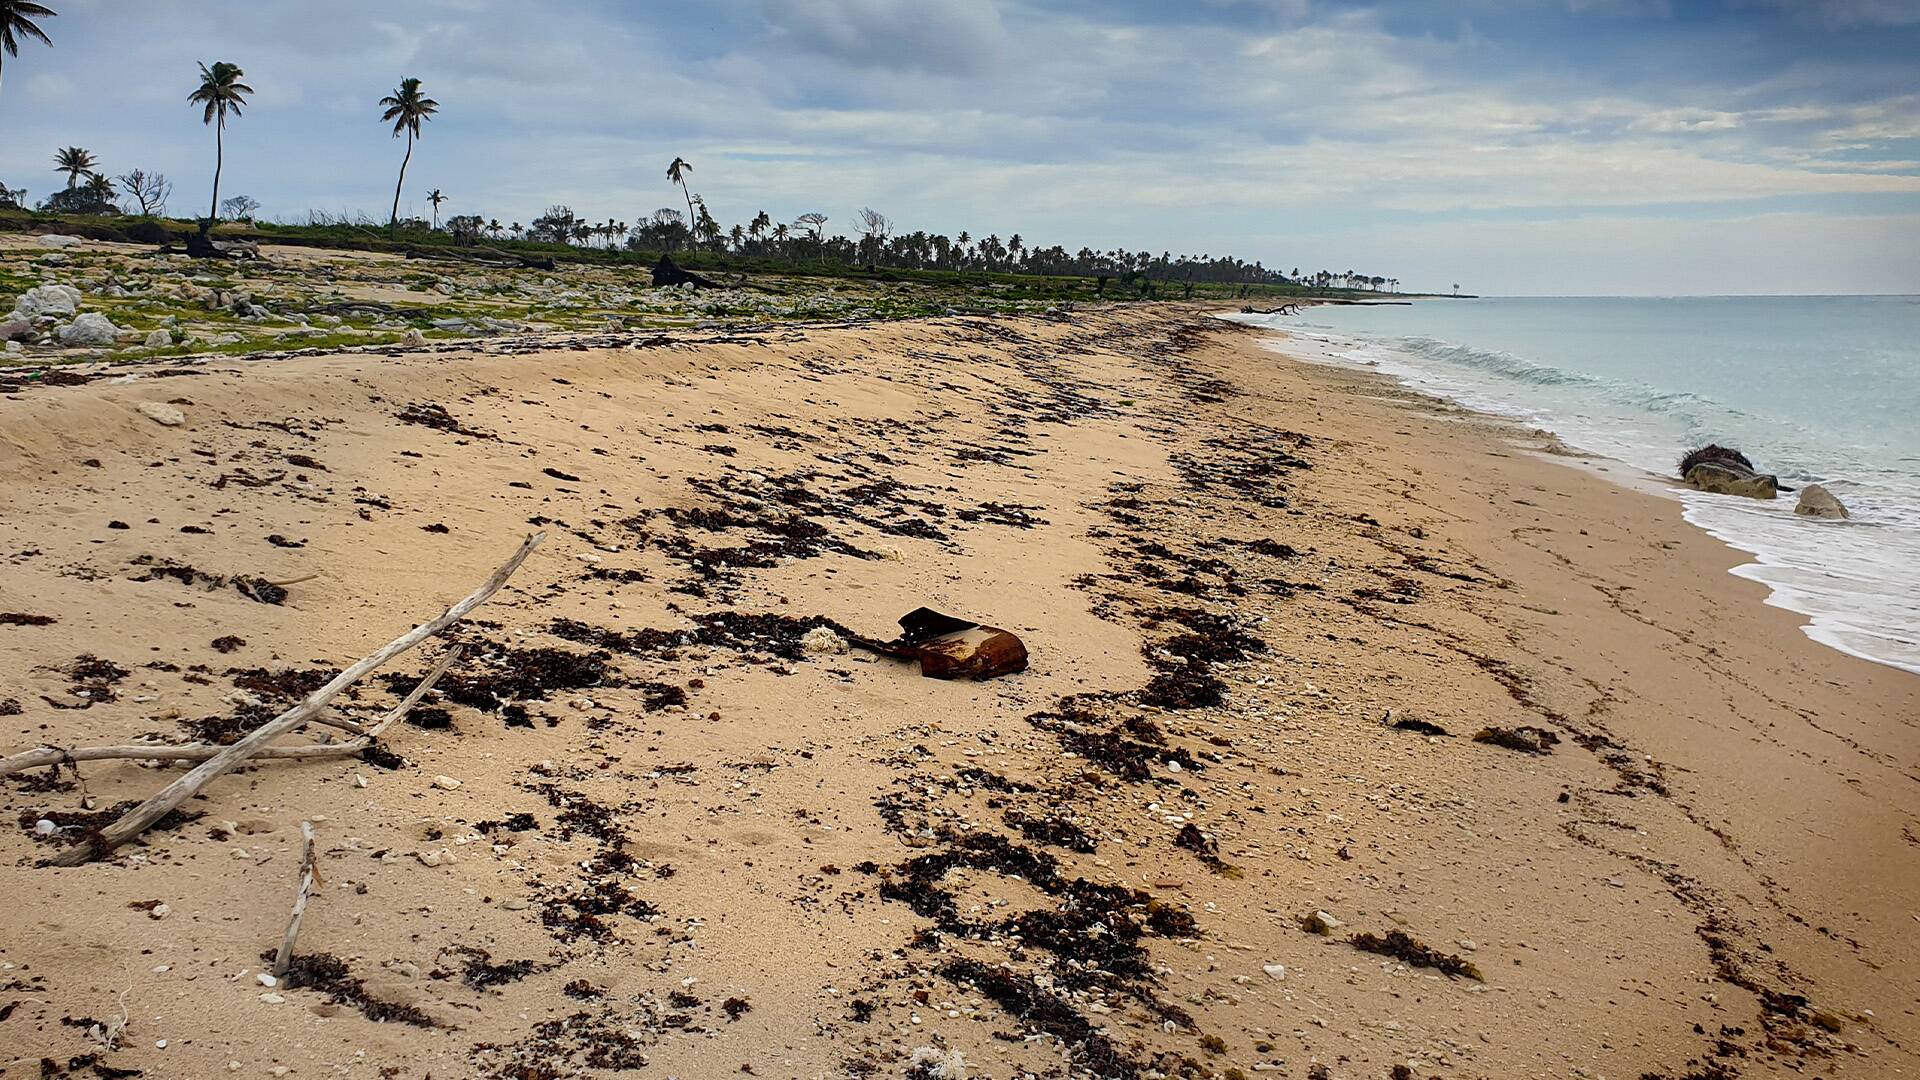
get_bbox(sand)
[1,308,1914,1079]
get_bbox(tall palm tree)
[188,60,252,227]
[0,2,55,96]
[426,188,446,228]
[53,145,93,189]
[666,156,695,234]
[380,76,439,236]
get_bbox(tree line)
[0,3,1408,293]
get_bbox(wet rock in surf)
[1685,462,1779,499]
[1794,483,1849,519]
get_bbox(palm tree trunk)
[208,121,225,228]
[390,130,414,238]
[680,182,696,249]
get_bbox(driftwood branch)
[272,822,319,979]
[0,643,466,778]
[44,534,543,866]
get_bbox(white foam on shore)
[1230,315,1920,677]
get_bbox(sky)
[1,0,1917,295]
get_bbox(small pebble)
[432,775,462,790]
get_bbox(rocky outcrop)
[1684,462,1779,499]
[1794,484,1849,519]
[57,312,120,346]
[1679,443,1784,500]
[7,284,82,321]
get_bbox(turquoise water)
[1232,296,1920,676]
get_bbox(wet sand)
[1,307,1914,1079]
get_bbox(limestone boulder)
[8,284,82,321]
[1794,484,1849,519]
[57,312,120,346]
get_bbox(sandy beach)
[2,306,1915,1079]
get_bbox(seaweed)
[1473,725,1560,754]
[1349,930,1482,980]
[273,951,438,1026]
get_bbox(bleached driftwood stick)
[272,821,319,979]
[0,643,466,778]
[45,533,543,866]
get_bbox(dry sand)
[1,308,1914,1079]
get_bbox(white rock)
[259,992,285,1004]
[1263,963,1286,980]
[432,774,462,790]
[35,234,84,249]
[401,328,427,346]
[33,819,56,835]
[138,401,186,427]
[59,312,121,346]
[150,903,171,919]
[801,626,849,656]
[145,328,173,348]
[256,973,278,987]
[9,283,82,320]
[907,1046,967,1078]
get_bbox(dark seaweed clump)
[1350,930,1482,980]
[428,642,621,713]
[446,945,543,991]
[1390,715,1451,736]
[1473,725,1560,754]
[272,951,438,1026]
[940,958,1141,1080]
[21,801,203,846]
[1678,444,1753,476]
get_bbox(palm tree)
[0,2,55,96]
[380,76,439,236]
[426,188,446,229]
[82,171,114,210]
[53,145,93,189]
[188,61,252,227]
[666,156,695,234]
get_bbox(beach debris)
[1300,910,1343,935]
[1679,444,1788,499]
[906,1044,968,1078]
[1794,483,1849,519]
[650,255,722,290]
[6,534,539,865]
[1473,725,1560,754]
[800,625,850,655]
[137,401,186,427]
[848,607,1028,680]
[270,822,320,980]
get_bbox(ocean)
[1231,295,1920,676]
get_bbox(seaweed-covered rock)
[1684,462,1778,499]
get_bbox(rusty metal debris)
[850,607,1028,681]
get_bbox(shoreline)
[1234,312,1920,679]
[2,307,1914,1078]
